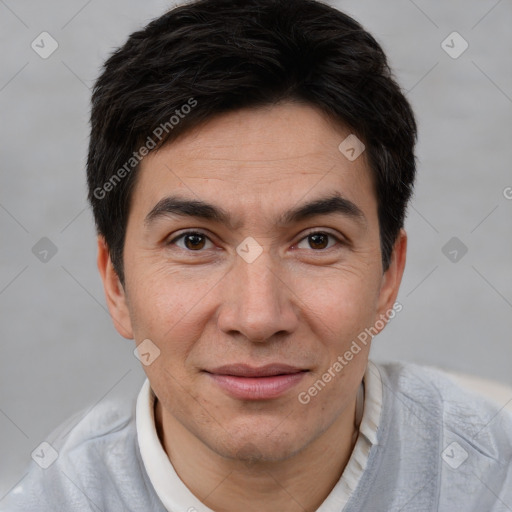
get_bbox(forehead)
[150,102,366,171]
[131,102,376,225]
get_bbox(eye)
[168,231,214,251]
[296,231,342,251]
[167,230,344,253]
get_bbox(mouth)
[203,364,309,400]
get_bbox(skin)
[97,101,407,512]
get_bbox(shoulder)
[377,360,512,446]
[373,360,512,508]
[57,394,136,463]
[0,397,148,512]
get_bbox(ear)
[374,228,407,329]
[96,236,134,339]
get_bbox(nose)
[216,246,299,343]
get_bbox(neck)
[154,391,361,512]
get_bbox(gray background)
[1,0,511,500]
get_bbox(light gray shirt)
[2,360,511,511]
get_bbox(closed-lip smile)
[206,363,307,377]
[204,363,309,400]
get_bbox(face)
[99,101,406,462]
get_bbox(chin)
[215,426,311,464]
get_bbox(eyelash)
[166,230,345,253]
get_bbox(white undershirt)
[136,359,383,512]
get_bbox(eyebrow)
[144,192,367,230]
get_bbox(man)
[3,0,511,510]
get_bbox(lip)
[204,364,308,400]
[207,363,305,377]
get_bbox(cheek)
[125,267,197,347]
[125,242,381,352]
[291,267,380,335]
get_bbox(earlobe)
[375,229,407,329]
[96,236,134,339]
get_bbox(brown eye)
[296,231,341,251]
[308,233,329,250]
[183,233,206,250]
[169,232,213,251]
